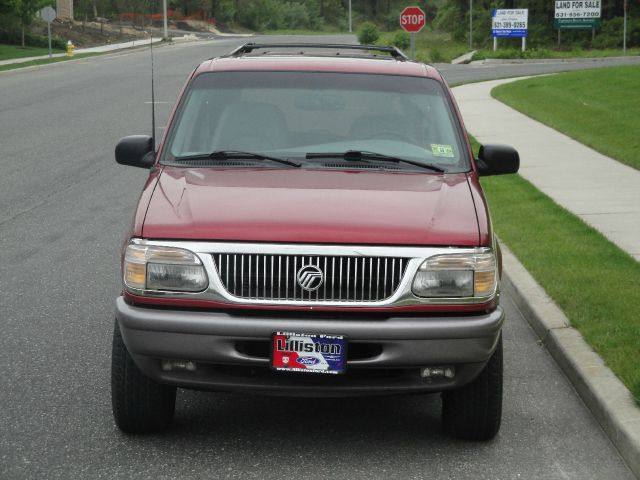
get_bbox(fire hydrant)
[66,40,75,58]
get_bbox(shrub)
[433,4,465,43]
[522,47,551,59]
[591,17,640,49]
[357,21,379,45]
[237,0,282,30]
[429,47,444,63]
[215,0,236,25]
[0,16,66,49]
[281,2,312,30]
[391,30,410,50]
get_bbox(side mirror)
[115,135,155,169]
[476,144,519,176]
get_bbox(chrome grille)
[213,254,409,302]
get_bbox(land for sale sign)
[492,9,528,38]
[555,0,601,28]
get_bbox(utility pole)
[349,0,352,33]
[163,0,168,39]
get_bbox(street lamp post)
[349,0,352,33]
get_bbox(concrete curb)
[501,242,640,478]
[470,55,640,65]
[451,50,476,64]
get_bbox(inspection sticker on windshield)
[431,144,455,158]
[272,332,346,374]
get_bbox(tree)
[0,0,18,14]
[16,0,48,46]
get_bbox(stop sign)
[400,6,426,33]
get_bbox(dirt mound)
[31,19,148,48]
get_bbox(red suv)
[112,43,519,439]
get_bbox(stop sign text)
[400,6,426,33]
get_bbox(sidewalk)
[453,79,640,478]
[0,37,163,67]
[453,78,640,262]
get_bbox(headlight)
[123,243,208,292]
[412,249,496,298]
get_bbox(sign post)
[624,0,628,54]
[349,0,352,33]
[40,6,57,58]
[400,6,426,59]
[491,9,528,52]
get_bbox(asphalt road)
[436,55,640,85]
[0,35,637,479]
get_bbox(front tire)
[111,321,176,434]
[442,334,503,441]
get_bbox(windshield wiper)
[175,150,301,167]
[305,150,445,172]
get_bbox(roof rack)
[227,43,409,61]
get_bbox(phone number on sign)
[555,12,600,18]
[493,21,527,28]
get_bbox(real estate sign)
[491,9,528,38]
[554,0,601,29]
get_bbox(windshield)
[162,71,469,172]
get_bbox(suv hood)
[142,167,480,246]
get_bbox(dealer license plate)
[271,332,347,375]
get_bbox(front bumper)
[115,296,504,397]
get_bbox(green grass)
[414,28,468,63]
[481,173,640,404]
[263,27,468,63]
[0,52,102,72]
[375,28,468,63]
[470,134,640,403]
[492,65,640,171]
[467,133,640,404]
[0,43,64,61]
[470,129,640,405]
